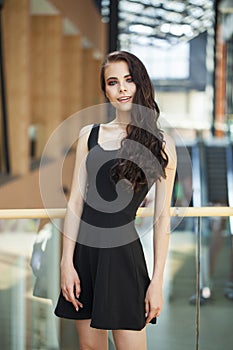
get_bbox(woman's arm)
[145,134,177,323]
[60,124,92,311]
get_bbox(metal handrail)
[226,143,233,234]
[0,206,233,219]
[0,206,232,350]
[191,142,202,207]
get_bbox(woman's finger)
[62,289,69,301]
[67,286,84,311]
[62,288,83,310]
[155,306,161,316]
[146,310,157,324]
[76,299,83,309]
[145,304,161,323]
[145,300,150,318]
[75,280,81,299]
[67,288,80,310]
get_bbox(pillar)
[31,15,63,158]
[62,34,82,118]
[215,24,227,137]
[2,0,31,175]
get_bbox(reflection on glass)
[200,217,233,350]
[0,218,61,349]
[0,216,232,349]
[136,186,196,350]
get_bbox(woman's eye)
[126,77,133,83]
[108,80,117,86]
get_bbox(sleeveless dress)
[54,124,156,330]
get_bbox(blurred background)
[0,0,232,349]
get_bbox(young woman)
[55,51,177,350]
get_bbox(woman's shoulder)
[79,123,95,138]
[163,132,177,170]
[163,132,175,147]
[75,124,96,152]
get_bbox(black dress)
[54,124,156,330]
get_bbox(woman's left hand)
[145,279,164,324]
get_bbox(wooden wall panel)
[80,49,107,125]
[1,1,107,182]
[215,24,227,137]
[81,50,104,105]
[92,56,108,123]
[2,0,31,175]
[62,41,106,145]
[0,152,75,209]
[93,57,105,105]
[62,35,82,118]
[48,0,107,54]
[81,48,94,111]
[31,15,63,158]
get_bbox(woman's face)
[104,60,136,112]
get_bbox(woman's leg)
[75,319,108,350]
[112,327,147,350]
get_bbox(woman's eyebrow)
[106,76,117,81]
[106,74,131,81]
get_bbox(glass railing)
[0,207,232,350]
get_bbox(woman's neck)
[113,111,131,126]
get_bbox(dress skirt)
[54,237,155,330]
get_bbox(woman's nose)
[119,82,127,92]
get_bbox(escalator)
[190,138,233,303]
[173,138,233,233]
[202,141,229,206]
[199,139,233,235]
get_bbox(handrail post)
[195,216,201,350]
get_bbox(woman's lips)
[117,96,131,103]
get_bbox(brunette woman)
[55,51,177,350]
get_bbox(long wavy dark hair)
[100,51,168,192]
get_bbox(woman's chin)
[113,102,133,113]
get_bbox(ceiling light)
[129,24,154,35]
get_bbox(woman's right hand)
[60,261,83,311]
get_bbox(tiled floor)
[0,219,232,349]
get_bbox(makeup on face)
[104,61,136,112]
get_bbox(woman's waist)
[81,202,137,228]
[77,210,139,248]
